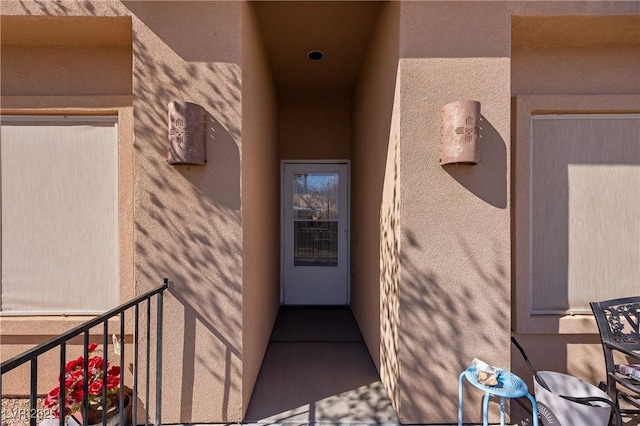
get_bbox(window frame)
[513,94,640,334]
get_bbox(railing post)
[102,321,109,425]
[134,303,140,426]
[59,343,66,426]
[119,311,125,426]
[30,358,37,426]
[145,299,151,426]
[83,332,90,426]
[155,279,166,426]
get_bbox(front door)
[282,162,349,305]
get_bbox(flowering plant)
[44,343,121,420]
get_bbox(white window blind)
[1,116,118,314]
[530,114,640,314]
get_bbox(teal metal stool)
[458,367,539,426]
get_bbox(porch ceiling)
[252,1,381,92]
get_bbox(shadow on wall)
[5,1,245,422]
[375,99,508,422]
[129,7,243,422]
[174,114,241,210]
[442,115,507,209]
[380,130,400,412]
[8,1,114,15]
[398,232,510,422]
[168,113,240,419]
[122,1,240,63]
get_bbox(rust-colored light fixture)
[168,101,206,165]
[440,100,481,165]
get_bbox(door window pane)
[293,173,339,267]
[294,221,338,267]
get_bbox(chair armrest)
[610,373,640,394]
[605,341,640,360]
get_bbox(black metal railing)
[1,279,169,426]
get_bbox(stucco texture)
[353,2,513,423]
[0,2,136,396]
[123,2,246,421]
[2,1,639,425]
[510,11,640,397]
[397,57,511,423]
[279,91,351,161]
[0,2,274,422]
[351,0,401,413]
[240,1,281,417]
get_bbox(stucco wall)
[2,2,639,425]
[351,0,400,411]
[279,91,351,160]
[0,15,132,96]
[394,2,512,423]
[510,13,640,396]
[123,2,245,422]
[0,6,135,396]
[0,2,269,422]
[2,45,131,96]
[240,1,280,417]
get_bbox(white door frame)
[280,160,350,305]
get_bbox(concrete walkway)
[243,307,399,425]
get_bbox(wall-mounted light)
[168,101,206,165]
[440,100,481,165]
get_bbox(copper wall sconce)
[168,101,206,165]
[440,100,481,165]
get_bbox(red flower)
[46,343,122,419]
[44,386,60,408]
[65,372,81,389]
[48,386,61,398]
[88,379,103,396]
[65,356,84,373]
[88,356,104,370]
[70,369,84,379]
[69,388,85,404]
[106,374,120,390]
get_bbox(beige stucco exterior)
[510,9,640,399]
[1,1,639,424]
[0,5,136,396]
[240,1,280,417]
[351,0,401,413]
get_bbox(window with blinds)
[530,114,640,315]
[0,116,119,315]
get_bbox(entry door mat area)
[269,307,363,343]
[245,307,399,425]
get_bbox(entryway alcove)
[244,307,397,423]
[244,1,400,422]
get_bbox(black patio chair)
[590,296,640,416]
